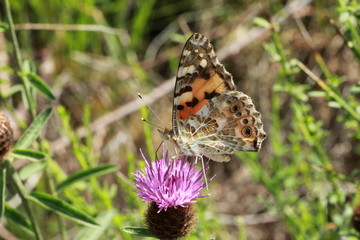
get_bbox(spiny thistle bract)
[146,201,197,240]
[0,111,13,162]
[134,148,212,239]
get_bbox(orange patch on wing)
[177,73,227,121]
[178,98,208,121]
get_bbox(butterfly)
[161,33,266,162]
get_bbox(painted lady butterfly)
[162,33,266,162]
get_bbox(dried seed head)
[146,202,197,240]
[0,112,13,162]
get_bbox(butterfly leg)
[154,140,164,160]
[198,155,209,191]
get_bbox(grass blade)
[11,149,45,162]
[29,192,99,227]
[0,163,5,218]
[130,0,156,49]
[121,227,153,237]
[15,108,53,149]
[56,164,118,192]
[27,72,56,101]
[74,210,117,240]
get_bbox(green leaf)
[56,164,118,192]
[21,87,30,110]
[0,22,8,32]
[328,101,341,109]
[350,83,360,95]
[29,192,99,227]
[22,60,34,73]
[308,91,326,97]
[0,163,5,218]
[11,149,45,162]
[74,210,117,240]
[4,204,35,240]
[4,204,32,230]
[5,220,35,240]
[15,108,53,149]
[27,72,56,101]
[253,17,271,28]
[4,84,22,98]
[19,162,45,180]
[121,227,154,237]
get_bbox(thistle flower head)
[134,147,212,239]
[134,148,210,212]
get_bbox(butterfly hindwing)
[176,91,266,161]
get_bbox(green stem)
[37,141,67,240]
[4,0,22,67]
[296,60,360,122]
[4,0,35,118]
[56,213,67,240]
[322,84,360,122]
[43,154,67,240]
[6,162,44,240]
[0,162,6,218]
[346,19,360,49]
[271,25,291,80]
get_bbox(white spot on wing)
[209,51,216,58]
[177,66,184,77]
[183,50,191,56]
[180,65,196,77]
[187,65,196,74]
[181,66,188,77]
[179,91,193,102]
[199,59,207,68]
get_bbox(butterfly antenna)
[141,118,164,129]
[138,92,167,129]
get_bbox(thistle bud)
[0,112,13,162]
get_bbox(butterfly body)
[163,33,266,162]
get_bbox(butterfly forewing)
[172,33,236,137]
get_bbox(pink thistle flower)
[134,148,211,212]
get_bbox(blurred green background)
[1,0,360,239]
